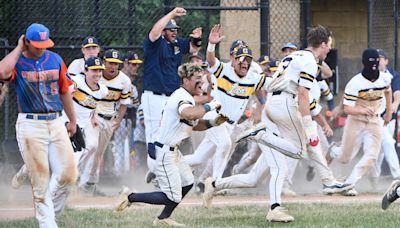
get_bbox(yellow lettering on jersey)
[358,88,385,101]
[217,76,254,99]
[72,90,98,109]
[103,87,122,102]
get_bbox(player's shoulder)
[69,58,84,66]
[71,74,85,84]
[379,71,393,83]
[45,50,63,63]
[99,83,109,95]
[118,71,132,84]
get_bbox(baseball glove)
[213,114,229,126]
[70,125,86,152]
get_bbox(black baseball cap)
[85,57,105,70]
[82,36,99,48]
[124,51,143,64]
[230,40,247,55]
[235,46,253,59]
[258,55,270,65]
[103,49,123,63]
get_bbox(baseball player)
[281,42,297,58]
[0,23,77,228]
[114,63,226,226]
[326,48,392,193]
[68,36,101,76]
[184,25,267,185]
[78,49,132,195]
[370,49,400,183]
[12,57,109,189]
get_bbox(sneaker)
[114,186,131,212]
[325,142,336,165]
[322,182,354,195]
[202,177,215,208]
[11,171,27,189]
[382,180,400,210]
[79,183,108,197]
[235,123,266,143]
[306,166,315,182]
[341,188,358,197]
[145,170,156,184]
[153,217,186,227]
[266,206,294,222]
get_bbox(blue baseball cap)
[25,23,54,48]
[82,36,99,48]
[281,42,297,52]
[235,46,253,59]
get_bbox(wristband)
[207,42,216,52]
[203,103,211,112]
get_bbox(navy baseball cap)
[82,36,99,48]
[235,46,253,59]
[103,49,123,63]
[258,55,270,65]
[25,23,54,48]
[164,19,180,30]
[281,42,298,52]
[124,51,143,64]
[377,49,388,59]
[85,57,105,70]
[268,59,278,72]
[230,40,247,54]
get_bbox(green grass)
[1,203,399,228]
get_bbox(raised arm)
[206,24,225,68]
[0,35,25,80]
[148,7,186,42]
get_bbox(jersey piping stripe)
[322,89,331,96]
[107,87,123,92]
[309,99,317,110]
[299,71,314,82]
[220,75,256,87]
[344,93,358,101]
[213,63,224,78]
[72,97,96,109]
[358,86,388,92]
[161,152,176,202]
[180,119,193,126]
[255,74,266,92]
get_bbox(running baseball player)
[78,49,132,195]
[68,36,101,76]
[114,63,226,226]
[326,48,392,194]
[0,23,77,228]
[12,57,109,189]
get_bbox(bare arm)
[206,24,225,68]
[60,91,77,136]
[113,104,128,131]
[180,105,207,120]
[0,35,25,80]
[148,7,186,42]
[314,113,333,137]
[383,88,393,125]
[320,61,333,79]
[298,86,311,117]
[392,90,400,113]
[343,104,375,116]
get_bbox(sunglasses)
[167,28,178,33]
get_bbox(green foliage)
[1,203,399,228]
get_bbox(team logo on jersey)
[39,32,47,40]
[227,82,246,96]
[174,46,180,55]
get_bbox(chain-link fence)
[0,0,267,142]
[369,0,398,70]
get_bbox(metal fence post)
[301,0,311,48]
[394,0,398,71]
[260,0,269,55]
[0,38,10,140]
[368,0,373,48]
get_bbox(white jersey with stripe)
[269,50,318,95]
[64,74,108,127]
[208,58,266,122]
[309,80,322,116]
[156,87,198,146]
[97,71,132,116]
[343,72,391,114]
[68,58,85,77]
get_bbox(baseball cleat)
[11,171,27,189]
[202,177,215,208]
[235,123,266,143]
[322,182,354,195]
[145,170,156,184]
[266,206,294,222]
[341,188,358,197]
[114,186,131,212]
[382,180,400,210]
[153,217,186,227]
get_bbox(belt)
[26,112,62,121]
[98,113,114,120]
[154,141,175,151]
[272,91,296,99]
[145,90,172,97]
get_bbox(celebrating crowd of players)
[1,6,400,227]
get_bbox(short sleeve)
[58,61,73,94]
[255,74,266,92]
[299,60,318,90]
[309,99,322,116]
[120,78,132,105]
[343,78,358,107]
[177,100,194,114]
[208,58,223,78]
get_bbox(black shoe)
[197,182,205,194]
[382,180,400,210]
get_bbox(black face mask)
[361,48,380,81]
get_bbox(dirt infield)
[0,190,386,221]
